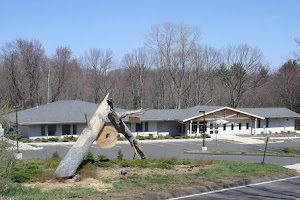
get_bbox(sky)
[0,0,299,69]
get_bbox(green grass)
[187,149,300,156]
[2,185,99,200]
[108,160,291,193]
[0,157,294,199]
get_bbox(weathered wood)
[54,94,110,178]
[107,102,147,159]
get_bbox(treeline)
[0,23,299,116]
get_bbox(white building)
[8,100,300,139]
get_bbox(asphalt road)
[168,175,300,200]
[23,139,300,166]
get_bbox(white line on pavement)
[167,143,184,147]
[148,143,164,147]
[167,175,300,200]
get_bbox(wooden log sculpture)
[107,99,147,159]
[54,94,147,178]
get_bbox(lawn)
[0,154,297,200]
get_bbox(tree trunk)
[53,93,110,178]
[107,101,147,159]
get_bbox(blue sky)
[0,0,299,69]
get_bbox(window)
[145,122,148,132]
[125,123,131,131]
[210,123,213,129]
[223,124,226,131]
[62,125,70,135]
[239,123,242,130]
[266,118,269,128]
[192,122,197,133]
[246,123,249,130]
[216,124,219,129]
[231,123,234,130]
[210,131,213,134]
[257,120,261,128]
[41,125,45,136]
[48,125,56,136]
[73,124,77,135]
[136,123,143,132]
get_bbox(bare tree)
[122,48,149,109]
[47,47,79,102]
[146,23,201,109]
[83,49,114,103]
[217,44,268,108]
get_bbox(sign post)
[262,136,270,164]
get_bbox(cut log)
[107,100,147,159]
[54,94,110,178]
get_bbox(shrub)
[41,138,48,142]
[95,161,114,168]
[164,135,173,139]
[182,136,190,139]
[138,135,145,140]
[97,154,109,162]
[34,138,41,142]
[117,149,123,160]
[62,138,69,142]
[52,151,60,159]
[200,134,211,138]
[48,137,59,142]
[11,162,42,183]
[117,134,125,140]
[19,138,32,143]
[175,136,182,139]
[84,152,95,162]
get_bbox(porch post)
[254,118,257,135]
[189,120,193,136]
[196,120,199,135]
[70,124,73,135]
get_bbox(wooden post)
[54,94,110,178]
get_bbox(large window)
[231,123,234,130]
[239,123,242,130]
[48,125,56,136]
[73,124,77,135]
[257,120,261,128]
[246,123,249,130]
[223,124,226,131]
[145,122,148,132]
[62,125,70,135]
[41,125,45,136]
[192,122,197,133]
[136,123,143,132]
[266,118,269,128]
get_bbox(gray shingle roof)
[9,100,300,125]
[238,107,300,118]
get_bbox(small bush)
[182,136,190,139]
[117,134,125,141]
[48,137,59,142]
[41,138,48,142]
[52,151,60,158]
[19,138,32,143]
[119,159,135,167]
[175,136,182,139]
[97,154,109,162]
[138,135,145,140]
[200,134,211,138]
[95,161,114,168]
[84,152,95,162]
[62,138,69,142]
[283,148,300,153]
[164,135,173,139]
[34,138,41,142]
[117,149,123,160]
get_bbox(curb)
[140,173,298,200]
[184,151,300,158]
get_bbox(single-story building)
[8,100,300,139]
